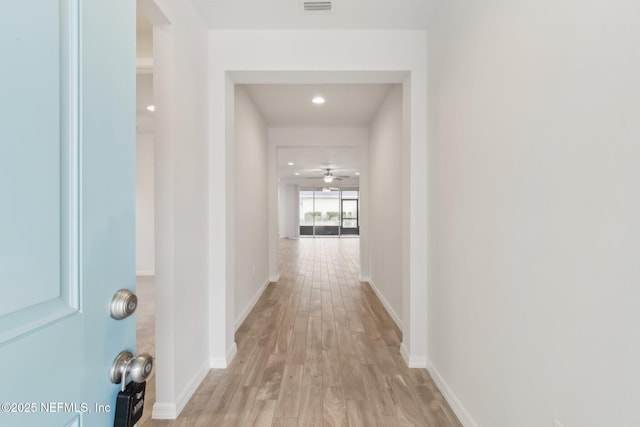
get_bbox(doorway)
[340,194,359,235]
[140,28,428,418]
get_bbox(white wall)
[427,1,640,426]
[150,0,209,419]
[368,85,404,329]
[234,86,270,329]
[136,133,155,275]
[278,182,298,239]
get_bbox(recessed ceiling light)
[312,96,325,105]
[355,172,360,176]
[287,162,294,166]
[146,105,155,112]
[294,172,300,176]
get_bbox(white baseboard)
[227,342,238,365]
[175,361,210,416]
[367,280,428,369]
[367,279,404,332]
[152,360,210,419]
[400,342,410,365]
[399,342,428,368]
[409,356,428,368]
[360,275,371,282]
[209,357,226,369]
[269,273,280,283]
[152,403,177,420]
[136,270,155,277]
[210,342,237,369]
[427,361,478,427]
[235,278,271,331]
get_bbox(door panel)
[341,199,359,235]
[0,1,136,426]
[0,0,76,336]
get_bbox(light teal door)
[0,1,136,426]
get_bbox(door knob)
[110,289,138,320]
[110,350,154,384]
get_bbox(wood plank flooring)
[142,238,461,427]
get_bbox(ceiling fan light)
[323,175,333,183]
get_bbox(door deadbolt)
[110,289,138,320]
[110,350,154,385]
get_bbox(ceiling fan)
[306,168,350,184]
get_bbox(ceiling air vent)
[303,1,332,12]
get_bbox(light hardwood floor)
[141,238,461,427]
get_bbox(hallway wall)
[278,182,298,239]
[427,1,640,426]
[368,85,404,329]
[152,0,209,418]
[234,86,270,328]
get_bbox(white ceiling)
[243,84,392,127]
[189,0,435,30]
[245,83,395,186]
[278,146,360,187]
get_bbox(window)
[299,188,359,236]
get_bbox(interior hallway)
[143,238,460,426]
